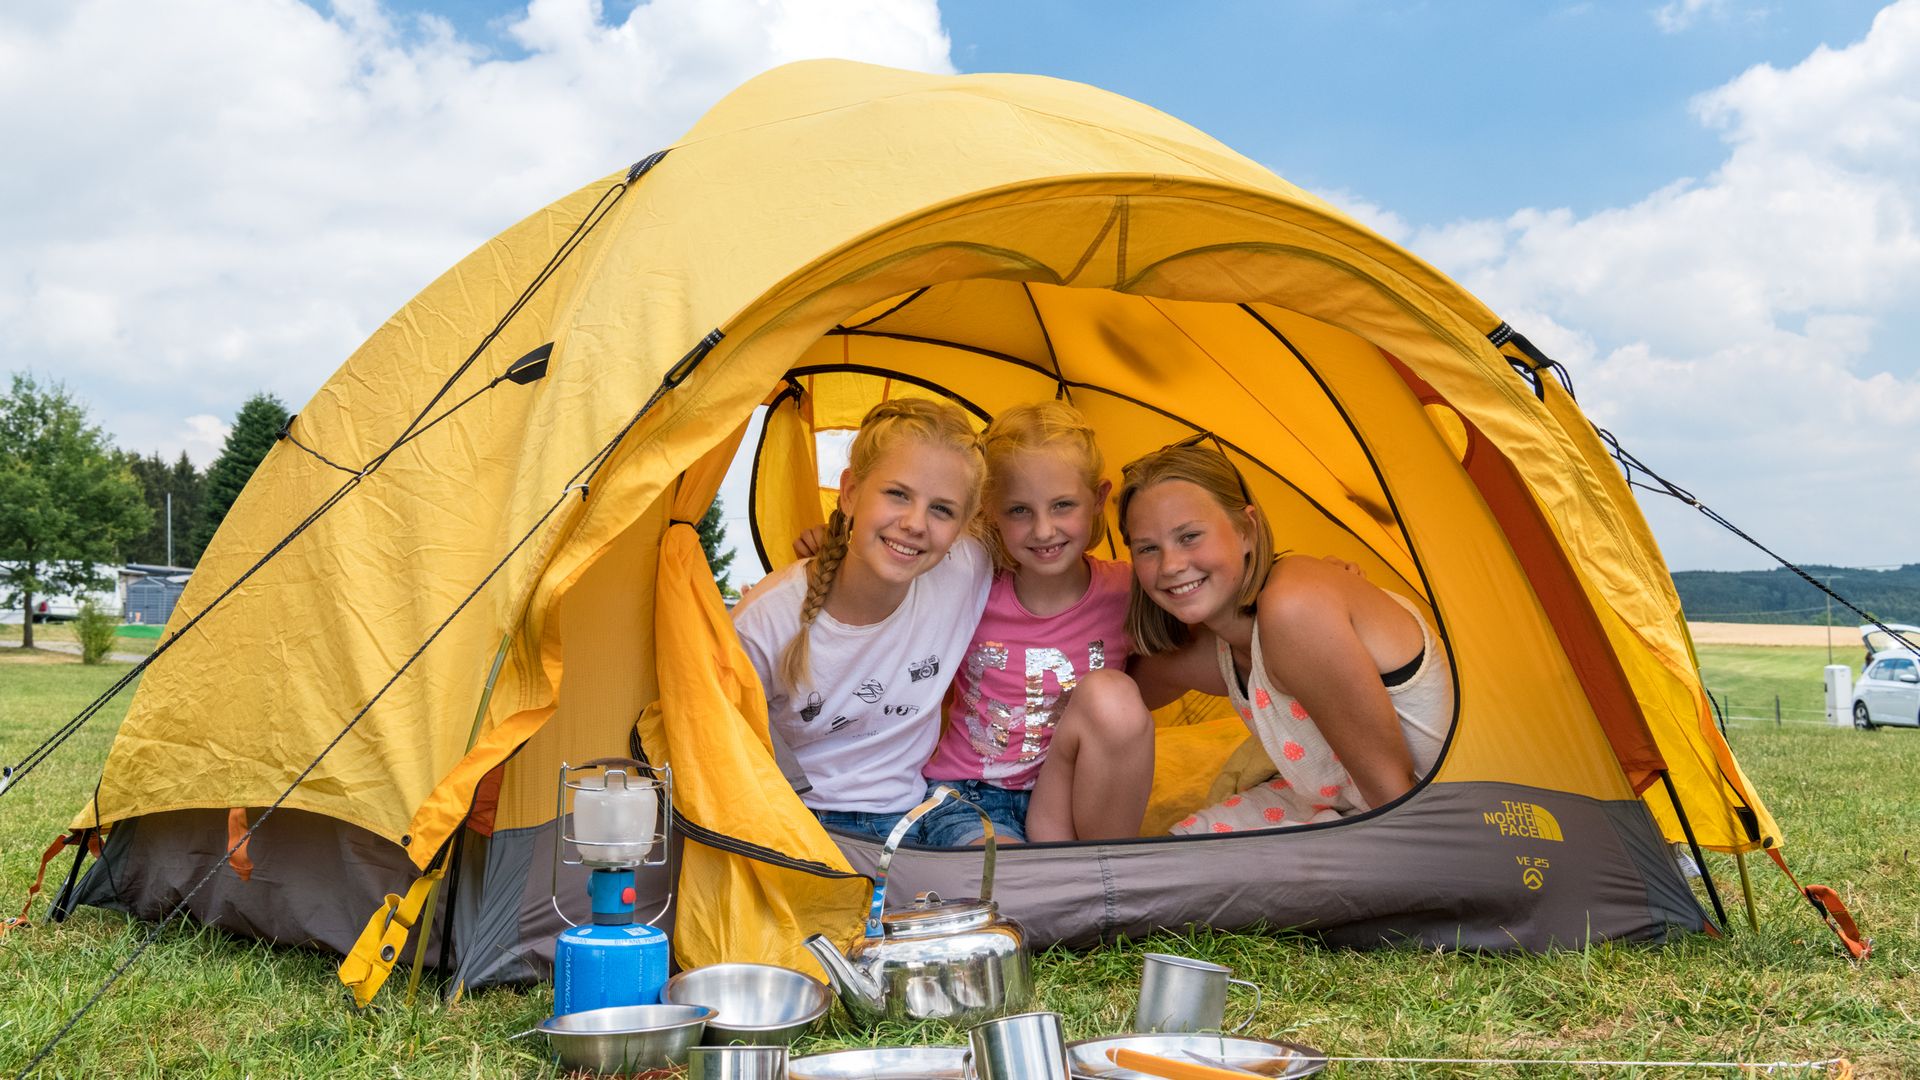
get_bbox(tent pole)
[47,829,95,923]
[1659,770,1729,931]
[438,824,470,982]
[403,875,443,1008]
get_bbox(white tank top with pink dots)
[1172,592,1453,835]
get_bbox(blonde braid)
[780,508,851,689]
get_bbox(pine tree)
[124,450,205,566]
[193,393,289,557]
[696,496,738,599]
[169,451,207,565]
[123,451,169,565]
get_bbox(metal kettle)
[804,786,1032,1027]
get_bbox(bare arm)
[1126,633,1226,711]
[1256,558,1421,810]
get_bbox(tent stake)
[1736,850,1759,932]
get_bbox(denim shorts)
[916,779,1031,847]
[812,808,917,842]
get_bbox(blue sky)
[5,0,1917,575]
[400,1,1891,221]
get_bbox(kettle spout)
[803,933,886,1020]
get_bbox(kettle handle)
[864,785,995,936]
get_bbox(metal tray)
[1065,1033,1326,1078]
[787,1045,971,1079]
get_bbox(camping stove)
[549,758,673,1018]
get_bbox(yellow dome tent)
[58,60,1821,999]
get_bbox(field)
[2,643,1917,1078]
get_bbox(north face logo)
[1484,801,1563,841]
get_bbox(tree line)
[1,375,289,641]
[1672,565,1920,626]
[3,373,742,645]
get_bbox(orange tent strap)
[226,808,255,882]
[1766,848,1870,960]
[1,829,102,937]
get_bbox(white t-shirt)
[732,537,993,814]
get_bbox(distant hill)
[1671,564,1920,625]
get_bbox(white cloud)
[180,415,234,467]
[0,0,952,467]
[1653,0,1750,34]
[1392,0,1920,569]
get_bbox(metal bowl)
[537,1003,716,1074]
[786,1045,970,1079]
[663,962,833,1046]
[1065,1032,1326,1078]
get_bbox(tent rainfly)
[54,61,1858,1003]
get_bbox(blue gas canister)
[552,920,670,1015]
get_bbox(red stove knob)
[622,886,637,905]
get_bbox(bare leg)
[1024,669,1155,842]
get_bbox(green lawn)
[1696,645,1859,728]
[2,647,1915,1077]
[1,621,161,657]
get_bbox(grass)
[2,646,1917,1077]
[1,621,161,657]
[1696,645,1861,727]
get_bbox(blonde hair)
[978,400,1109,571]
[779,396,985,689]
[1116,440,1275,655]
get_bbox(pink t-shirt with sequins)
[923,557,1133,791]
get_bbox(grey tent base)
[69,808,673,993]
[848,780,1705,950]
[72,779,1701,995]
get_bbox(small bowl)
[663,962,833,1046]
[537,1003,716,1074]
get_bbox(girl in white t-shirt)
[731,398,992,839]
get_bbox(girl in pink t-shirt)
[920,401,1156,844]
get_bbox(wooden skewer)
[1107,1047,1258,1080]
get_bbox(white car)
[1853,653,1920,730]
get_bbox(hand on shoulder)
[1264,552,1370,613]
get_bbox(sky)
[3,0,1915,578]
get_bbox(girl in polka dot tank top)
[1117,440,1456,835]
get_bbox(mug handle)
[1227,977,1263,1033]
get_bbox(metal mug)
[1133,953,1264,1034]
[964,1010,1071,1080]
[688,1044,788,1080]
